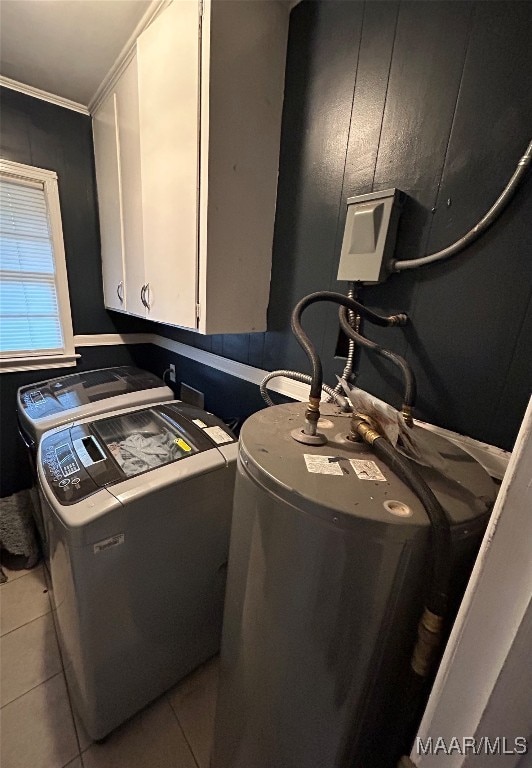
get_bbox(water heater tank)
[212,402,497,768]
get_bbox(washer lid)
[40,402,236,505]
[18,366,165,422]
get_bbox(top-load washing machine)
[37,401,237,740]
[17,366,173,551]
[17,366,173,446]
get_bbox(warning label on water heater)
[304,455,344,476]
[350,459,386,481]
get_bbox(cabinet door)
[115,53,146,318]
[137,0,200,328]
[93,91,125,312]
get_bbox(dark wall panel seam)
[416,1,476,251]
[322,1,400,370]
[316,1,366,358]
[403,1,476,367]
[333,0,366,249]
[370,3,400,193]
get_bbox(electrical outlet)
[169,364,176,383]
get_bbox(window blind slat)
[0,219,51,238]
[0,271,56,283]
[0,187,46,205]
[0,202,48,219]
[1,281,60,314]
[0,176,64,355]
[0,249,54,275]
[0,190,47,206]
[0,317,63,353]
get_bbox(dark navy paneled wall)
[1,0,531,497]
[0,88,141,495]
[1,87,115,335]
[141,0,532,451]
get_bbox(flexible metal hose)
[291,291,408,402]
[371,437,451,616]
[259,370,349,409]
[338,306,417,411]
[393,138,532,271]
[372,434,454,764]
[328,283,360,401]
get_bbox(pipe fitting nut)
[411,607,444,677]
[350,413,382,445]
[388,313,409,326]
[305,397,322,426]
[402,405,414,427]
[307,396,321,412]
[305,408,320,424]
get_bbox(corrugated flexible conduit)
[259,370,349,409]
[289,292,409,436]
[392,139,532,271]
[327,282,360,401]
[260,288,395,412]
[338,305,417,419]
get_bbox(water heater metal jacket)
[211,402,496,768]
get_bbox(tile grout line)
[0,564,44,586]
[61,671,86,758]
[0,669,63,710]
[0,569,36,583]
[0,604,53,639]
[0,606,52,638]
[166,693,201,768]
[1,569,83,766]
[48,598,87,760]
[60,750,84,768]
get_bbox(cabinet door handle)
[117,281,124,303]
[140,284,147,307]
[144,283,151,311]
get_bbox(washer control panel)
[41,430,97,504]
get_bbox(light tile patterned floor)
[0,562,219,768]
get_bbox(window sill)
[0,353,80,374]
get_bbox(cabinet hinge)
[196,303,201,320]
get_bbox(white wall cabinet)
[93,55,146,318]
[93,91,124,312]
[93,0,288,333]
[115,53,145,318]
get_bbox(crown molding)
[0,75,90,115]
[0,1,168,117]
[88,0,170,115]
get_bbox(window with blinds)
[0,160,74,371]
